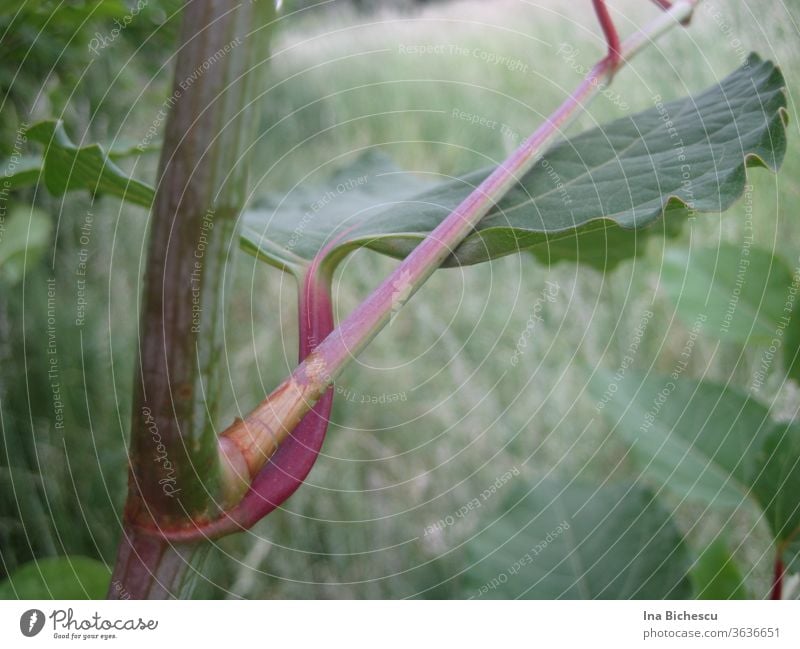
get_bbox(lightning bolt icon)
[28,611,38,632]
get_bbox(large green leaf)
[690,539,748,599]
[590,373,772,507]
[662,244,795,345]
[23,120,155,207]
[464,480,691,599]
[0,556,109,599]
[8,57,787,275]
[242,54,787,274]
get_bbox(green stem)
[109,1,274,599]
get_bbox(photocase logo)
[20,609,45,637]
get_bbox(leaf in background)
[0,0,126,20]
[0,556,109,599]
[24,120,155,208]
[2,146,156,191]
[590,373,772,507]
[690,539,748,599]
[662,244,794,344]
[464,480,691,599]
[107,139,161,159]
[751,422,800,545]
[243,55,787,274]
[785,299,800,383]
[0,206,52,286]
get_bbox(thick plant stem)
[108,532,206,600]
[215,0,701,487]
[109,1,274,598]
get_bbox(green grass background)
[1,0,798,598]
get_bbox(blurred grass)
[1,0,798,598]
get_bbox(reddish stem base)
[770,554,784,600]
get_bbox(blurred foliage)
[0,0,181,155]
[0,0,176,583]
[662,244,797,346]
[0,556,109,599]
[690,540,749,600]
[464,480,693,599]
[1,0,799,600]
[0,206,51,285]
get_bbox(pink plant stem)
[593,0,622,67]
[230,255,336,523]
[215,0,700,489]
[222,1,696,486]
[317,79,606,374]
[217,65,611,486]
[651,0,675,10]
[155,271,335,541]
[309,0,698,373]
[149,239,343,540]
[138,1,701,532]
